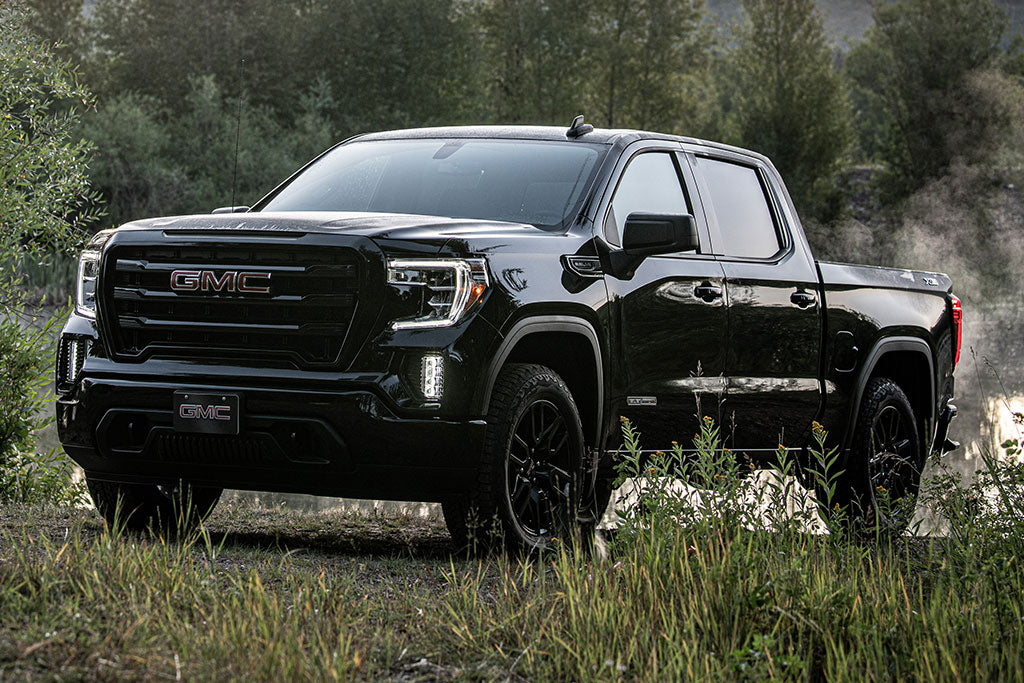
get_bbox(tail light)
[950,295,962,371]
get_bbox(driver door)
[603,149,728,450]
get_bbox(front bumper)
[59,375,485,502]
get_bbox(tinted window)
[606,152,688,245]
[258,139,604,230]
[698,158,781,259]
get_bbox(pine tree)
[726,0,851,220]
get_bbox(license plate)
[173,391,240,435]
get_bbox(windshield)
[257,139,606,230]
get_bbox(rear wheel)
[443,363,590,553]
[826,378,922,537]
[87,478,222,536]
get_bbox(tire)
[443,363,589,553]
[825,377,923,538]
[87,478,222,536]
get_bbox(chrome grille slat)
[114,258,356,277]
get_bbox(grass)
[2,416,1024,680]
[1,499,1022,680]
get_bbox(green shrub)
[0,308,84,505]
[1,2,96,502]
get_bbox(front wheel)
[825,377,923,538]
[443,363,588,553]
[87,478,222,536]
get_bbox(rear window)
[697,157,782,259]
[258,139,605,230]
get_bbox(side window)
[605,152,689,246]
[698,157,782,259]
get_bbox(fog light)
[57,336,88,393]
[421,355,444,400]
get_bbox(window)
[258,139,605,230]
[698,157,782,259]
[606,152,689,245]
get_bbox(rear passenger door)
[688,152,823,451]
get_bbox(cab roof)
[352,124,768,165]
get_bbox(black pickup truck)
[57,119,961,549]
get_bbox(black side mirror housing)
[622,213,699,256]
[212,205,250,214]
[606,213,700,279]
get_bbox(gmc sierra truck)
[57,119,961,550]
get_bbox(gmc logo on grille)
[170,270,271,294]
[179,403,232,420]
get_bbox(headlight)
[76,230,114,318]
[386,258,489,330]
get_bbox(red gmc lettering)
[170,270,200,291]
[200,271,235,292]
[170,270,271,293]
[237,271,272,294]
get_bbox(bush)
[0,309,84,505]
[1,2,96,503]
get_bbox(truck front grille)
[102,243,360,368]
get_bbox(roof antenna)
[230,57,245,211]
[566,114,593,139]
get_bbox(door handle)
[791,290,817,308]
[694,282,723,302]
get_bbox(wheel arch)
[842,336,936,455]
[479,316,604,448]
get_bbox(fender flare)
[840,335,936,452]
[478,316,605,445]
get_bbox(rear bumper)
[59,376,485,502]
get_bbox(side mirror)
[605,213,700,280]
[212,205,250,214]
[622,213,699,256]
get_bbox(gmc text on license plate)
[173,392,240,435]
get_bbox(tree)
[726,0,851,220]
[22,0,85,57]
[0,1,98,494]
[589,0,715,133]
[846,0,1006,201]
[1,2,97,263]
[473,0,594,124]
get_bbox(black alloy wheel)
[829,377,922,538]
[442,363,588,553]
[506,398,575,540]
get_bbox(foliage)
[725,0,852,220]
[586,0,718,134]
[0,2,95,501]
[21,0,85,58]
[79,76,338,226]
[846,0,1007,201]
[4,425,1024,677]
[473,0,593,124]
[0,2,99,261]
[0,305,84,505]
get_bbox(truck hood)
[118,211,554,242]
